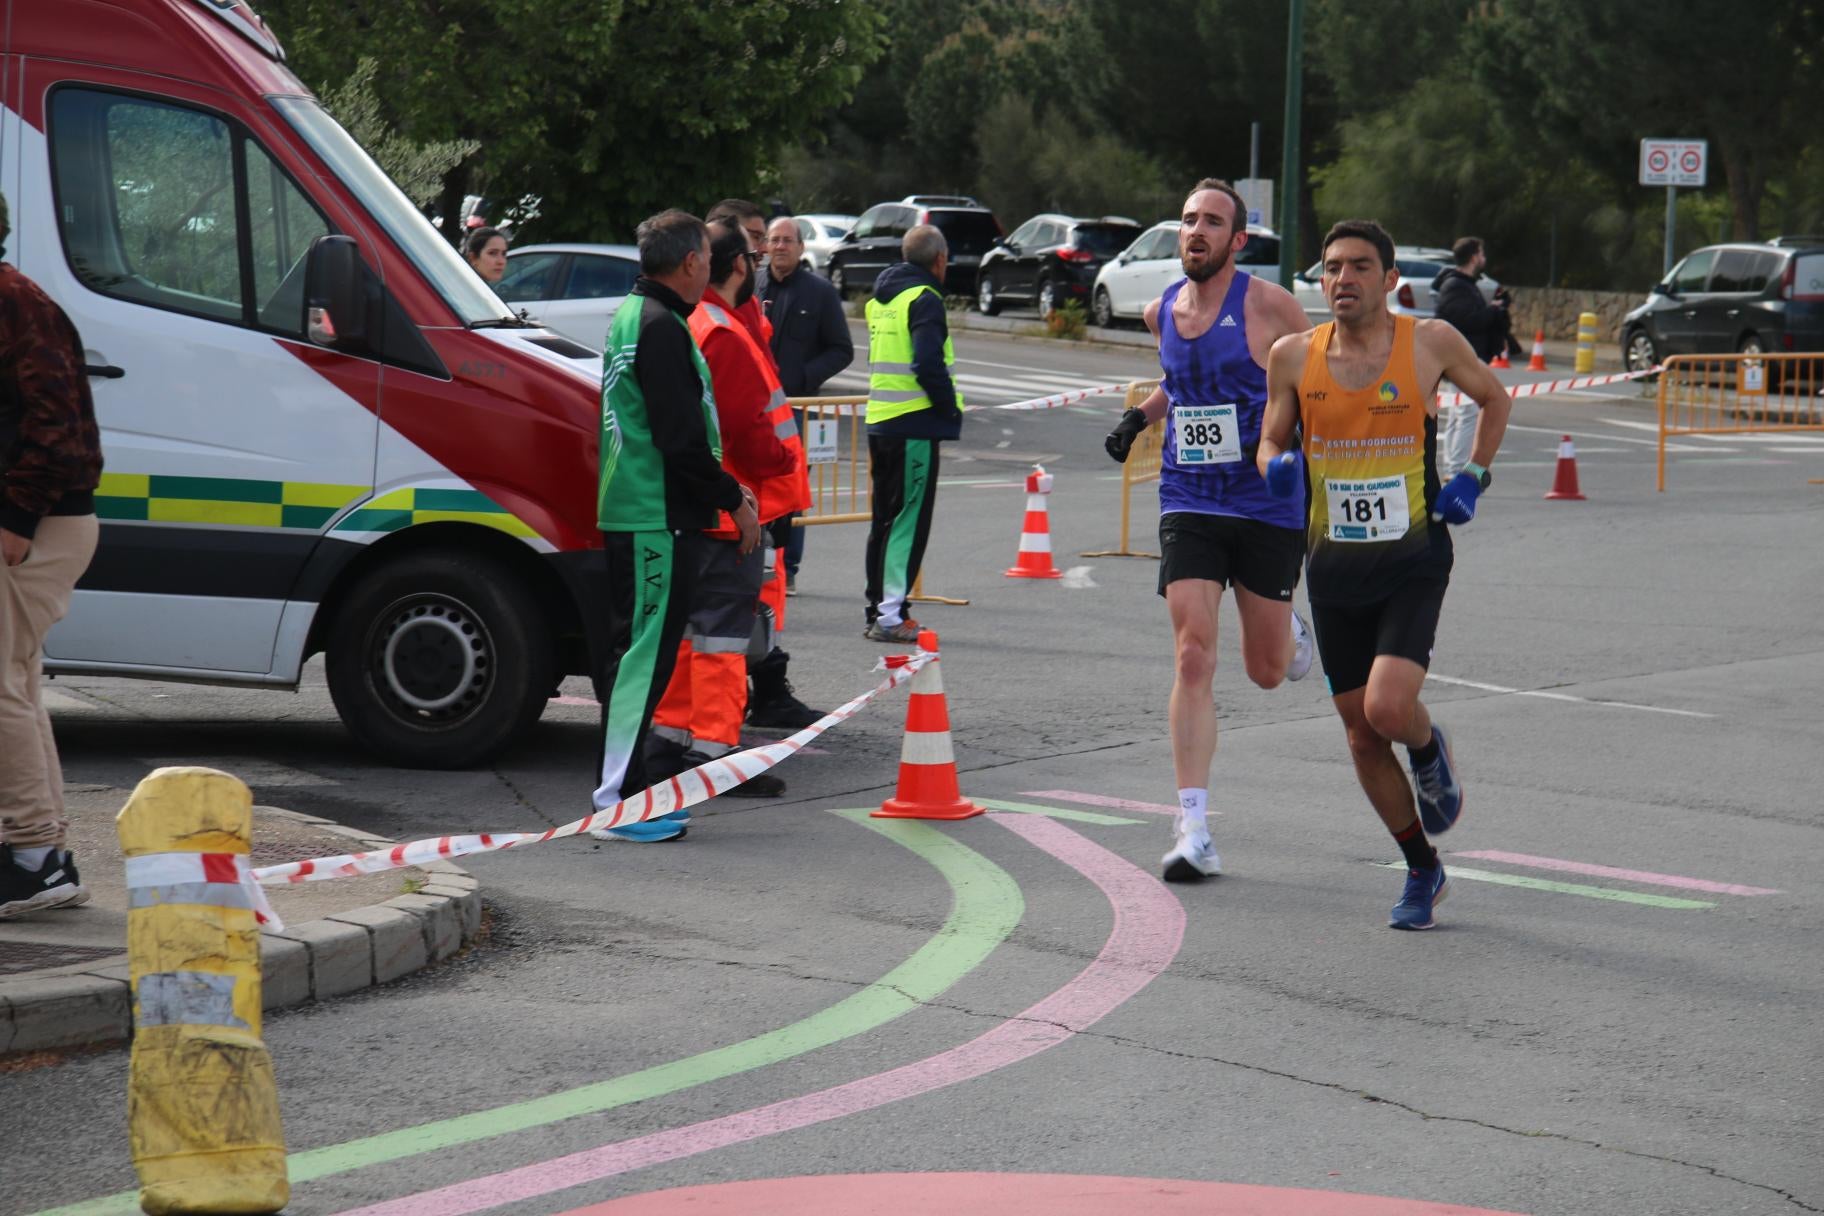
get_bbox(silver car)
[497,242,642,350]
[1090,221,1283,328]
[1293,245,1499,321]
[794,214,857,274]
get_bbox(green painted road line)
[1377,863,1716,909]
[34,811,1022,1216]
[976,798,1142,826]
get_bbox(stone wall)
[1505,287,1641,343]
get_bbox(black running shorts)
[1309,578,1449,696]
[1156,511,1304,601]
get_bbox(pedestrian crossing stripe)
[1375,862,1714,909]
[94,474,539,540]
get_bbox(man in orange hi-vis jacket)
[643,219,807,802]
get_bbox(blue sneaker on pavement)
[1409,724,1463,835]
[1389,864,1449,930]
[590,809,690,843]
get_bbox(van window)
[1708,249,1759,293]
[50,88,327,337]
[565,254,638,300]
[1671,250,1715,294]
[496,252,564,303]
[1236,234,1281,265]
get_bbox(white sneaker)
[1287,609,1314,682]
[1161,824,1221,883]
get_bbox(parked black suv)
[823,200,1003,298]
[1621,238,1824,372]
[975,214,1144,317]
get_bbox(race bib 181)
[1324,475,1411,542]
[1173,403,1242,465]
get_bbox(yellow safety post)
[119,767,288,1215]
[1082,379,1164,559]
[1574,311,1598,374]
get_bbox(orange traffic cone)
[1545,434,1586,500]
[1005,464,1064,579]
[874,630,982,821]
[1489,348,1511,369]
[1528,330,1549,372]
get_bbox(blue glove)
[1264,452,1301,499]
[1432,471,1482,524]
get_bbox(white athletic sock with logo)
[10,845,54,871]
[1177,789,1209,836]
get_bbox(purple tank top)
[1158,273,1304,528]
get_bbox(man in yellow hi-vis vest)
[862,225,964,644]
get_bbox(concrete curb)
[0,807,482,1055]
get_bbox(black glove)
[1104,408,1150,464]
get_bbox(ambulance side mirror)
[304,235,368,349]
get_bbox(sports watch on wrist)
[1464,461,1492,490]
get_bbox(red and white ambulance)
[4,0,610,765]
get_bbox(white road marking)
[1426,673,1713,718]
[1060,565,1098,588]
[1505,420,1727,452]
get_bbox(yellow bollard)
[1575,310,1598,374]
[119,767,288,1215]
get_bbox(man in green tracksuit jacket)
[592,209,760,842]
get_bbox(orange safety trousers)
[650,537,765,752]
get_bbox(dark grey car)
[824,201,1002,298]
[1621,239,1824,372]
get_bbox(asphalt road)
[6,329,1822,1216]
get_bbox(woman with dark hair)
[462,226,508,285]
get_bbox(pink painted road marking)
[558,1172,1531,1215]
[334,813,1185,1216]
[1452,850,1782,897]
[1021,789,1181,816]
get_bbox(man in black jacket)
[758,216,854,597]
[1431,237,1517,479]
[1430,237,1515,363]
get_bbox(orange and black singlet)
[1296,315,1452,605]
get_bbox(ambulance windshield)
[273,96,515,326]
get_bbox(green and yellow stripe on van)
[95,474,538,540]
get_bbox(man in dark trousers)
[862,224,963,643]
[759,214,854,600]
[591,209,759,843]
[0,191,104,918]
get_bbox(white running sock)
[1177,789,1209,835]
[10,845,54,870]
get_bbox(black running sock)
[1408,737,1440,770]
[1393,820,1439,870]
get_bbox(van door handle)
[83,363,126,379]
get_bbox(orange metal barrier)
[1657,354,1824,490]
[1081,379,1164,559]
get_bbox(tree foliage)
[317,58,478,207]
[260,0,884,241]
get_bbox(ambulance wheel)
[326,549,554,768]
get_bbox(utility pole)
[1276,0,1303,288]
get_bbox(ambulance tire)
[326,549,555,768]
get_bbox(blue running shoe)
[1389,864,1448,930]
[590,809,689,843]
[1409,724,1463,836]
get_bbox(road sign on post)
[1236,178,1273,230]
[1641,138,1707,277]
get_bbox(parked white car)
[1090,221,1282,327]
[496,243,641,350]
[1292,245,1500,322]
[794,214,857,274]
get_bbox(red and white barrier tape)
[993,383,1129,412]
[251,651,935,885]
[127,851,284,930]
[1436,366,1659,409]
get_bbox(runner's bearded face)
[1179,189,1242,283]
[1322,237,1397,323]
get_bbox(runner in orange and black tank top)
[1298,314,1452,606]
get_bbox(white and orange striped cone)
[1528,329,1549,372]
[1545,434,1586,501]
[873,630,982,821]
[1489,348,1511,369]
[1005,463,1064,579]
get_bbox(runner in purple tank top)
[1102,178,1316,884]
